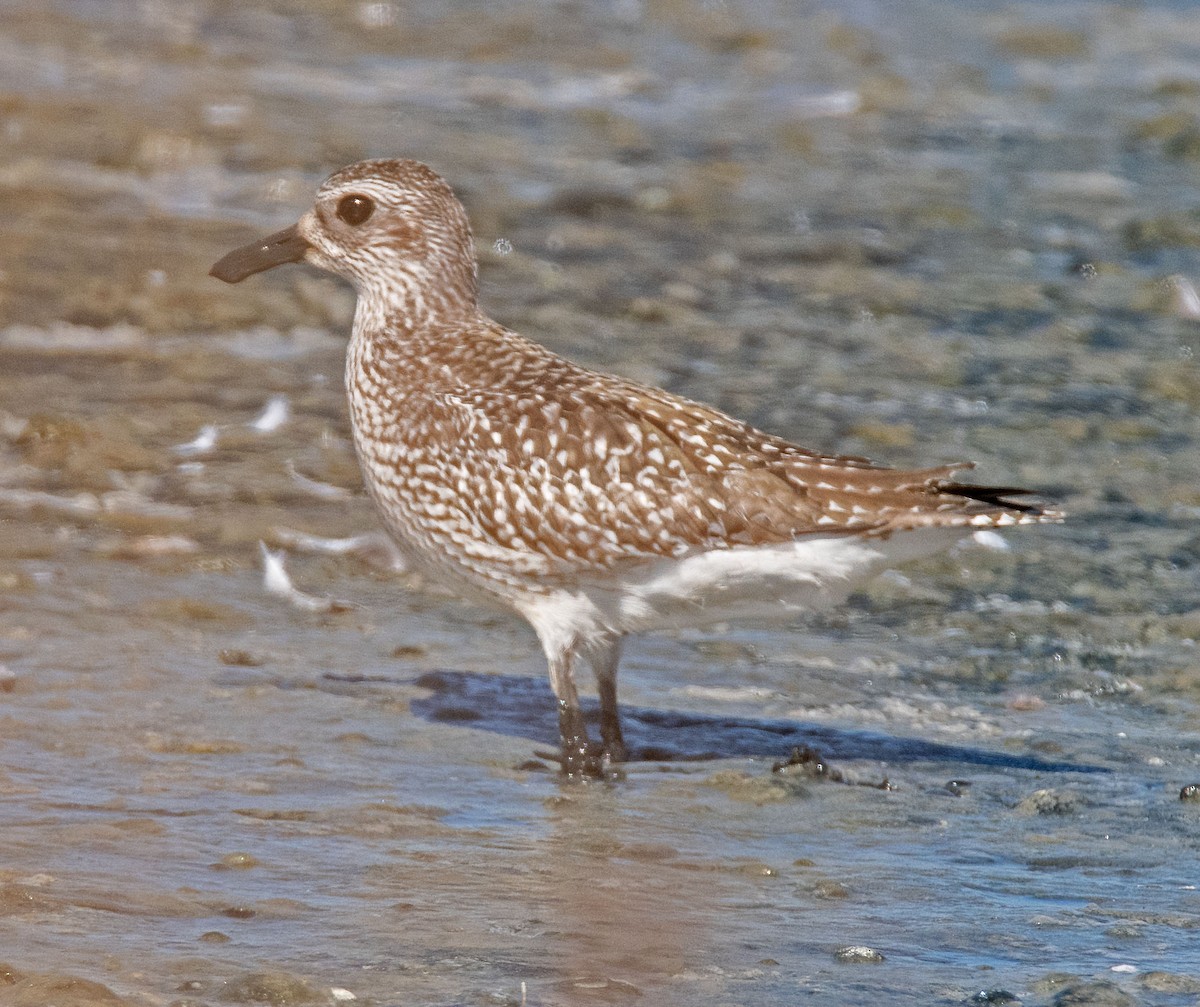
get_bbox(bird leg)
[544,642,616,779]
[557,699,594,777]
[589,636,628,764]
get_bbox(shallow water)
[3,1,1200,1004]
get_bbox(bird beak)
[209,223,311,283]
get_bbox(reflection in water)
[538,791,695,995]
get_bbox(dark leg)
[557,699,592,776]
[589,637,627,763]
[545,643,610,779]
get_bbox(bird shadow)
[376,669,1108,775]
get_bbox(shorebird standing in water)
[211,158,1058,778]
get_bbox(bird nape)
[211,158,1061,779]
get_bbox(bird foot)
[536,703,627,780]
[601,737,628,765]
[533,742,626,781]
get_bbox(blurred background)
[2,1,1200,1005]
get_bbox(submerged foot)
[537,701,626,779]
[533,740,626,780]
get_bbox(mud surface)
[3,1,1200,1004]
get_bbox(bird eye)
[336,194,374,226]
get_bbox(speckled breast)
[344,333,556,603]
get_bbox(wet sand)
[3,1,1200,1004]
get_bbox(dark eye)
[336,194,374,226]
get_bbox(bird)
[210,158,1060,778]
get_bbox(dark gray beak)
[209,223,310,283]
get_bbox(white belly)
[610,529,964,631]
[517,528,967,655]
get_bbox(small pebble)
[973,991,1019,1005]
[834,945,885,963]
[1139,971,1200,994]
[737,862,778,877]
[222,972,322,1005]
[218,649,267,667]
[813,880,850,899]
[1050,980,1134,1006]
[553,977,643,997]
[213,852,259,870]
[1016,788,1080,815]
